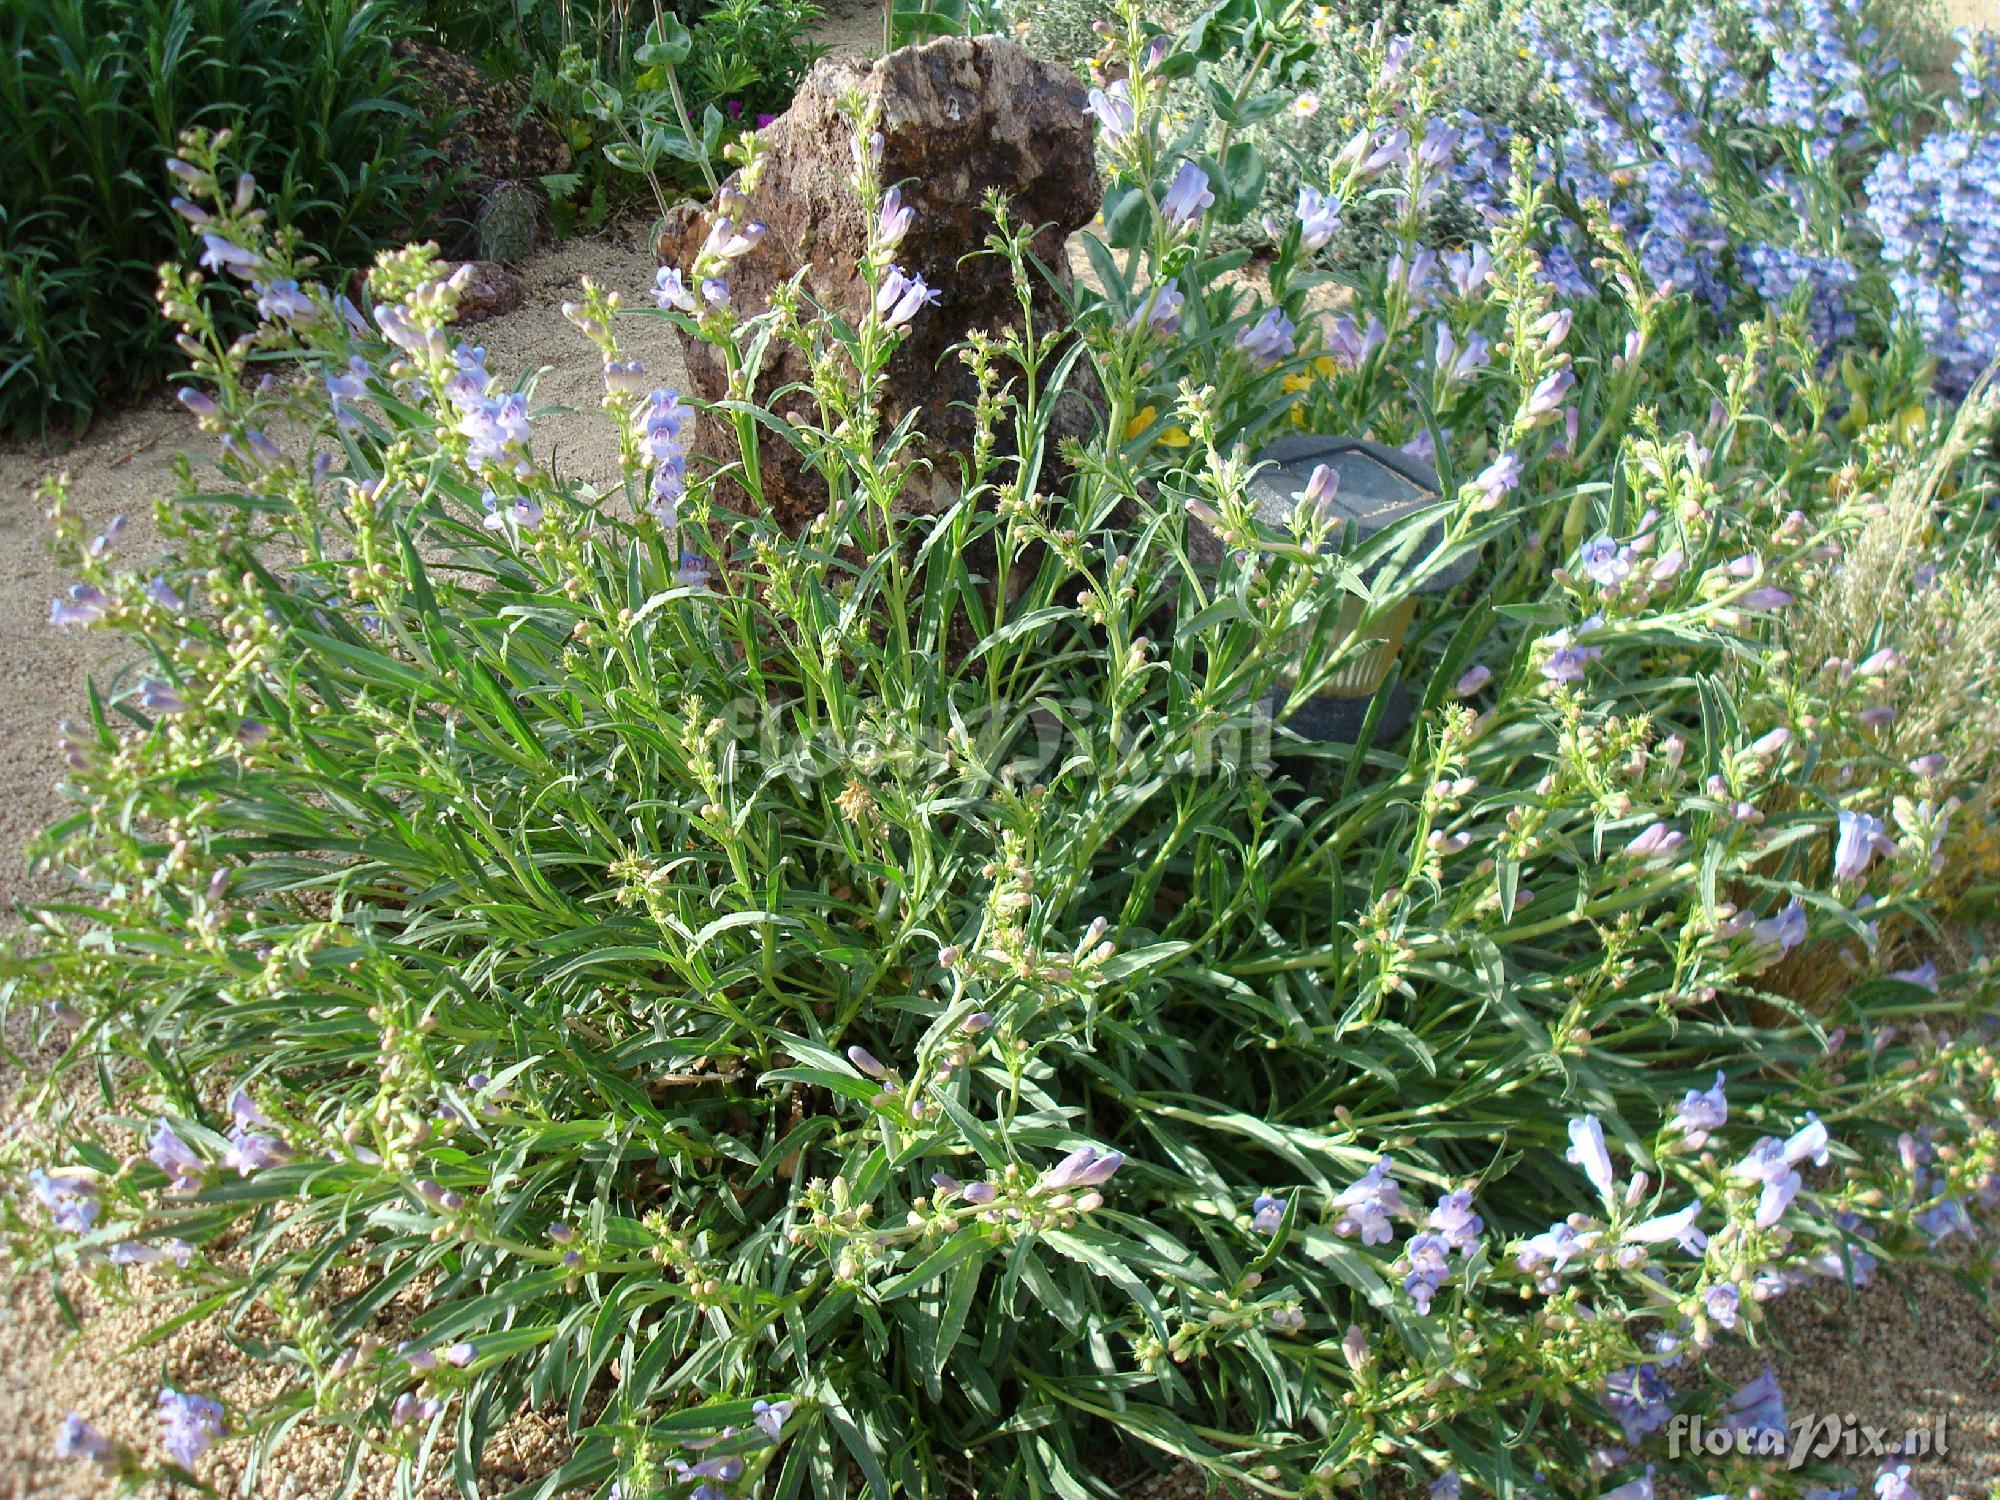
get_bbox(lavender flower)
[1540,615,1605,683]
[1604,1365,1673,1441]
[149,1122,206,1191]
[875,187,914,249]
[1469,451,1522,509]
[481,491,544,534]
[753,1398,795,1440]
[1624,1200,1706,1253]
[30,1169,100,1234]
[1402,1229,1452,1314]
[1671,1072,1728,1148]
[1126,280,1184,336]
[1455,664,1492,696]
[253,280,316,324]
[1235,308,1296,369]
[1875,1464,1921,1500]
[1578,534,1632,587]
[1833,810,1895,881]
[1566,1116,1618,1201]
[875,266,940,329]
[637,388,690,525]
[157,1388,225,1468]
[1085,80,1135,142]
[1331,1157,1406,1245]
[198,234,259,277]
[1724,1366,1786,1438]
[1517,1220,1589,1278]
[1251,1194,1287,1234]
[1296,185,1341,250]
[1624,822,1686,861]
[49,584,110,629]
[56,1413,116,1466]
[655,267,698,313]
[1041,1146,1123,1191]
[1161,163,1215,227]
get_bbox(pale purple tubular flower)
[1740,587,1793,610]
[1540,614,1605,683]
[222,1125,291,1176]
[1426,1188,1484,1252]
[1085,79,1135,141]
[326,358,369,428]
[1889,959,1939,991]
[1251,1194,1287,1234]
[1042,1146,1124,1191]
[1444,244,1492,298]
[1624,822,1686,860]
[699,216,765,262]
[1402,1230,1452,1314]
[1358,127,1410,177]
[753,1398,795,1440]
[443,1342,478,1368]
[49,584,110,630]
[961,1181,997,1204]
[254,280,316,324]
[655,266,698,313]
[676,548,712,588]
[1782,1114,1830,1169]
[1235,307,1296,369]
[1605,1367,1673,1442]
[399,1341,439,1372]
[1856,646,1903,678]
[481,490,544,534]
[1911,753,1946,778]
[1833,810,1895,881]
[137,679,186,716]
[875,187,914,249]
[198,234,260,278]
[1671,1072,1728,1148]
[170,195,209,226]
[1331,1156,1406,1244]
[1565,1115,1617,1200]
[1601,1471,1655,1500]
[1624,1200,1706,1253]
[1296,185,1342,250]
[1516,1220,1588,1278]
[1876,1464,1921,1500]
[1455,663,1492,696]
[1126,279,1184,336]
[109,1239,194,1268]
[701,277,731,309]
[157,1388,225,1469]
[1161,162,1214,227]
[846,1045,891,1080]
[56,1412,117,1466]
[149,1122,206,1190]
[1730,1138,1803,1226]
[145,577,184,612]
[1431,1471,1463,1500]
[1469,450,1522,509]
[603,360,649,396]
[177,386,219,419]
[1578,534,1632,587]
[85,514,126,559]
[1525,367,1575,420]
[1725,1366,1786,1437]
[1704,1282,1741,1330]
[1749,895,1807,955]
[875,265,940,328]
[1298,462,1339,521]
[29,1169,99,1234]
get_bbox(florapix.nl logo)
[1665,1413,1949,1471]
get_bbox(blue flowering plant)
[8,7,2000,1499]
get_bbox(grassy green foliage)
[0,0,451,436]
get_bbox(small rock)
[447,261,528,324]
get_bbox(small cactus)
[473,179,542,264]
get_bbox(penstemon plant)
[9,4,2000,1499]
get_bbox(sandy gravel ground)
[4,4,1999,1496]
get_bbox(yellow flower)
[1124,406,1190,447]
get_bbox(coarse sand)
[3,3,1999,1492]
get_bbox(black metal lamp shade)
[1240,435,1473,741]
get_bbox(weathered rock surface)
[446,261,529,323]
[654,35,1102,531]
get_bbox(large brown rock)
[655,35,1102,531]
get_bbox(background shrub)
[0,0,450,436]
